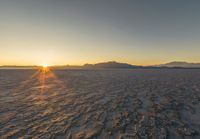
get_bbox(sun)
[42,64,48,68]
[41,64,50,73]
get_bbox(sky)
[0,0,200,66]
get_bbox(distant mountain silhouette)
[83,61,141,69]
[158,61,200,68]
[1,61,200,69]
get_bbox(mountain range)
[158,61,200,68]
[83,61,142,69]
[1,61,200,69]
[82,61,200,69]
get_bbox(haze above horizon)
[1,0,200,66]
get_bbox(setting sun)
[40,64,50,73]
[42,64,48,68]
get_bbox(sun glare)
[42,64,48,68]
[40,64,50,73]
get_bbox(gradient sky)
[1,0,200,66]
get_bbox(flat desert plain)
[0,69,200,139]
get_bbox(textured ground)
[0,69,200,139]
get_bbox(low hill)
[159,61,200,68]
[83,61,141,69]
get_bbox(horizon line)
[0,60,200,67]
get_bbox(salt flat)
[0,69,200,139]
